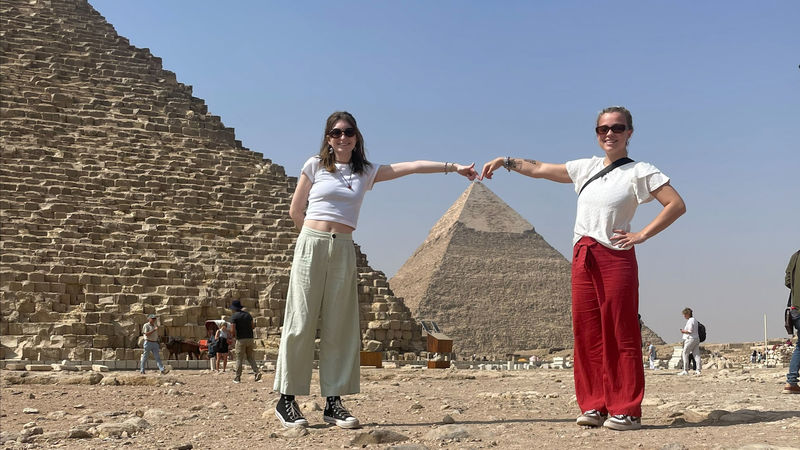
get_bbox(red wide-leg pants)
[571,236,644,417]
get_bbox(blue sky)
[91,1,799,344]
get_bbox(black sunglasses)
[328,127,356,138]
[595,124,627,135]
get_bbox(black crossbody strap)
[578,157,634,196]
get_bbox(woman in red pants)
[480,106,686,431]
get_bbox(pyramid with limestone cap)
[389,182,664,357]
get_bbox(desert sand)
[2,363,800,450]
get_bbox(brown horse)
[163,336,201,360]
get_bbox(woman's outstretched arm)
[481,157,571,183]
[374,161,478,183]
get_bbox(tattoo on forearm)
[509,158,519,170]
[523,159,538,166]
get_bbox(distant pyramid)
[389,182,664,357]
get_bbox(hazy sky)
[91,1,799,344]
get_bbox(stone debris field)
[2,365,800,450]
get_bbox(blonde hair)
[682,308,693,317]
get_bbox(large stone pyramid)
[389,182,664,357]
[0,0,424,362]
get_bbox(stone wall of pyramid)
[390,183,664,357]
[0,0,424,361]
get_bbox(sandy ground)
[2,364,800,450]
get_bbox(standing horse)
[162,336,201,360]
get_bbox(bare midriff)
[303,219,355,234]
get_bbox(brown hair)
[597,106,634,131]
[682,308,693,317]
[318,111,371,174]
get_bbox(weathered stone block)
[86,348,103,361]
[68,347,86,360]
[6,362,28,370]
[63,335,77,348]
[374,329,387,341]
[96,323,114,336]
[76,335,94,347]
[93,335,110,347]
[83,312,99,323]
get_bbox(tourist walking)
[207,331,218,372]
[140,314,168,375]
[783,249,800,394]
[230,300,261,383]
[480,106,686,431]
[214,322,230,372]
[273,111,477,429]
[647,342,657,370]
[679,307,702,376]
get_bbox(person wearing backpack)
[679,307,701,376]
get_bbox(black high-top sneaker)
[323,396,360,429]
[274,394,308,428]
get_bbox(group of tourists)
[139,300,264,384]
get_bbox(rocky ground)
[2,364,800,450]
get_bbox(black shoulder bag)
[578,157,634,196]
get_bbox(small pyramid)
[390,182,664,357]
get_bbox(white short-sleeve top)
[683,317,699,340]
[565,156,669,250]
[301,156,381,229]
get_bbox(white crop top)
[301,156,381,229]
[566,156,669,250]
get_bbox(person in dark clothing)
[230,300,262,384]
[783,249,800,394]
[207,333,218,372]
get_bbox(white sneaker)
[576,409,607,427]
[677,371,688,376]
[693,371,702,376]
[603,414,641,431]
